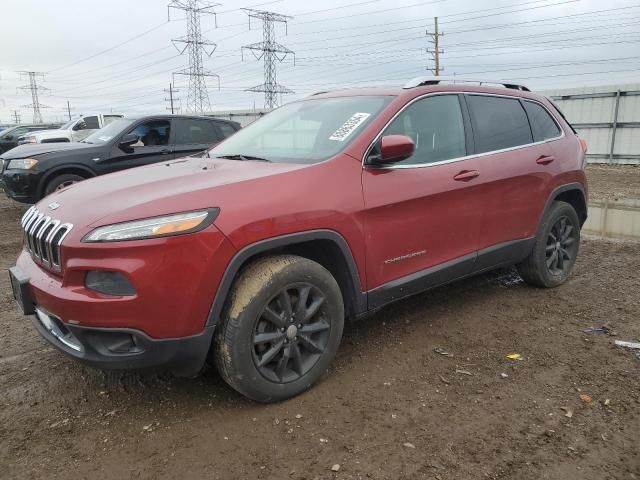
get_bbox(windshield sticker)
[329,113,371,141]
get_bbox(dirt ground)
[1,165,639,480]
[587,165,640,201]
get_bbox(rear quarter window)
[523,101,561,142]
[466,95,533,154]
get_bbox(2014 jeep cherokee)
[10,77,588,402]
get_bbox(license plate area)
[9,266,35,315]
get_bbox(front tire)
[517,201,580,288]
[44,173,85,197]
[214,255,344,403]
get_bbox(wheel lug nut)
[280,328,285,332]
[298,324,302,328]
[294,336,298,341]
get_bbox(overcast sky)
[1,0,639,123]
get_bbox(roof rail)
[403,76,530,92]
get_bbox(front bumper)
[1,168,39,203]
[30,306,214,376]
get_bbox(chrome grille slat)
[20,207,73,272]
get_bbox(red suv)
[10,78,587,402]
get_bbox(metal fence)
[542,83,640,165]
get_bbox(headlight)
[7,158,39,169]
[83,209,219,242]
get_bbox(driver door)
[361,94,483,305]
[100,119,175,174]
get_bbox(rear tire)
[44,174,85,197]
[214,255,344,403]
[517,201,580,288]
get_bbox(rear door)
[362,93,483,301]
[464,94,560,264]
[100,118,175,174]
[172,118,223,158]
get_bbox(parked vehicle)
[9,78,588,402]
[17,114,123,145]
[1,115,240,203]
[0,124,62,154]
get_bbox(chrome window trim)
[361,91,565,170]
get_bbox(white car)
[18,114,123,144]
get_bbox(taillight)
[578,137,588,153]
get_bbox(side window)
[83,116,100,129]
[216,122,238,139]
[174,119,221,145]
[523,101,561,142]
[466,95,533,154]
[381,94,467,165]
[128,120,171,147]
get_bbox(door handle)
[453,170,480,181]
[160,149,172,155]
[536,155,555,165]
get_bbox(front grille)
[20,206,73,272]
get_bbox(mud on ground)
[0,166,639,479]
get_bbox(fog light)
[85,271,136,296]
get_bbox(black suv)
[0,124,62,154]
[0,115,240,203]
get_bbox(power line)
[241,8,295,109]
[17,71,50,124]
[169,0,220,113]
[48,21,173,74]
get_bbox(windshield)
[59,119,76,130]
[82,118,133,144]
[208,95,393,164]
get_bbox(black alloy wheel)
[252,283,331,383]
[545,215,577,275]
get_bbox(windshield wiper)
[214,154,271,162]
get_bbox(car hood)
[1,142,96,159]
[27,129,70,139]
[38,157,308,232]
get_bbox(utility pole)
[11,110,21,124]
[17,71,50,123]
[164,83,181,114]
[169,0,220,114]
[66,100,72,120]
[426,17,444,76]
[241,9,295,109]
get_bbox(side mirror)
[118,133,139,149]
[4,135,12,141]
[367,134,415,165]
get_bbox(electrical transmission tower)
[426,17,444,76]
[11,110,21,124]
[168,0,220,113]
[241,9,295,109]
[17,71,50,124]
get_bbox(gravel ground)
[0,165,638,479]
